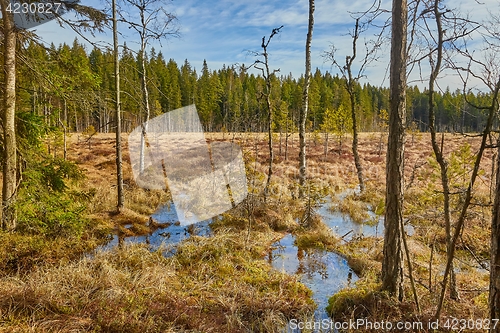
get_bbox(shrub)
[16,157,89,237]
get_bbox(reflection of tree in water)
[296,247,328,279]
[267,242,286,265]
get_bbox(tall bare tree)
[118,0,178,173]
[382,0,407,301]
[426,10,500,323]
[404,1,500,317]
[112,0,125,211]
[344,19,365,194]
[298,0,315,198]
[324,1,385,194]
[424,0,460,301]
[489,14,500,332]
[252,26,283,201]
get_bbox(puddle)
[98,199,360,328]
[318,205,383,241]
[98,202,212,254]
[269,234,358,331]
[270,194,415,332]
[317,196,414,242]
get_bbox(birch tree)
[112,0,125,210]
[118,0,178,173]
[298,0,315,198]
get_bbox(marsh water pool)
[99,202,212,254]
[99,196,394,332]
[268,233,357,329]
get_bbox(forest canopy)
[17,39,495,136]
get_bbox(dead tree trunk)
[345,18,365,193]
[253,26,283,201]
[325,2,385,193]
[427,0,459,301]
[264,75,274,200]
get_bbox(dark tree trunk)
[382,0,407,301]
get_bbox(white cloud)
[29,0,500,90]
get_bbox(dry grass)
[294,214,340,250]
[238,132,493,330]
[0,230,314,333]
[0,133,320,331]
[75,132,496,327]
[1,131,494,332]
[69,134,170,234]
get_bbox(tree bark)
[264,78,273,200]
[349,85,364,192]
[490,136,500,332]
[299,0,314,198]
[1,0,18,231]
[113,0,125,211]
[382,0,407,301]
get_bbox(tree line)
[15,39,495,137]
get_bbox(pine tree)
[0,0,18,230]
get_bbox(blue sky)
[33,0,500,90]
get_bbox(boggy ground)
[0,131,495,332]
[217,131,494,332]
